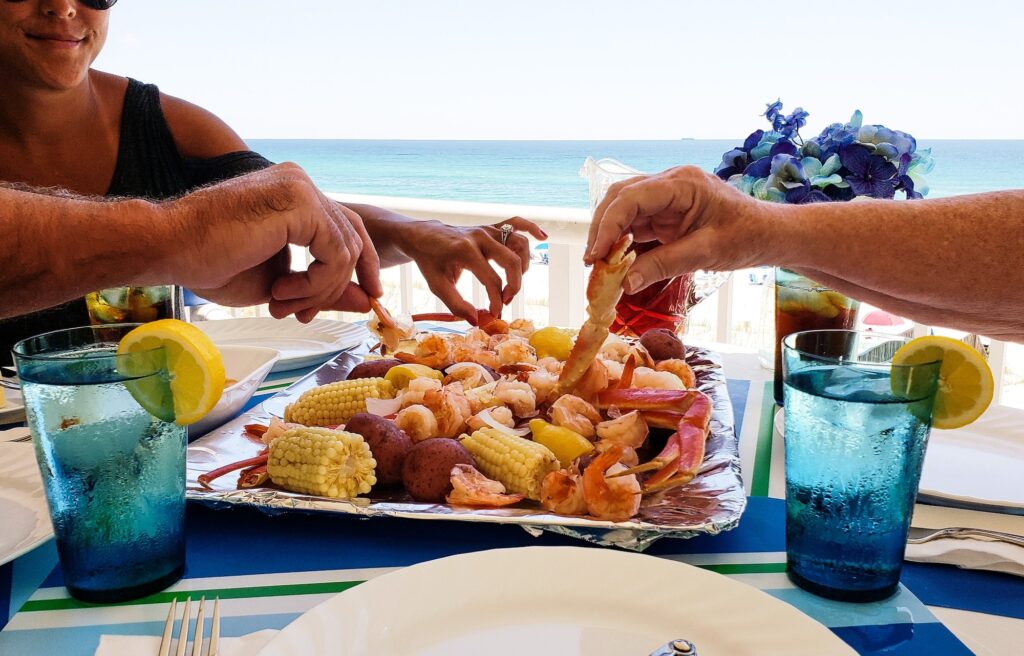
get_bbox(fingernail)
[540,230,549,239]
[625,271,643,294]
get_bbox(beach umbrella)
[863,310,905,326]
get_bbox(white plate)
[0,441,53,566]
[197,318,368,373]
[258,547,853,656]
[776,405,1024,512]
[0,384,25,425]
[918,404,1024,511]
[188,345,280,437]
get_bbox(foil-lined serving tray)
[186,345,746,551]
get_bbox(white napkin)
[905,537,1024,577]
[94,629,278,656]
[906,504,1024,577]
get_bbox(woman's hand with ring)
[400,216,547,321]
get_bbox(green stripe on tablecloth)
[701,562,787,575]
[750,381,776,497]
[20,580,363,613]
[256,381,294,393]
[18,562,786,614]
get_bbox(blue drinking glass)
[13,325,186,603]
[782,330,941,602]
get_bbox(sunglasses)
[3,0,117,9]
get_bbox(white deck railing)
[211,193,1014,406]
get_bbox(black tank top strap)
[106,78,191,199]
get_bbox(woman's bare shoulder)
[157,90,250,159]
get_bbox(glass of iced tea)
[85,286,178,325]
[773,268,860,405]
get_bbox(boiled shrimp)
[582,443,641,522]
[575,358,611,400]
[452,344,501,370]
[394,404,439,442]
[540,469,587,515]
[494,380,537,417]
[595,440,639,466]
[509,318,536,339]
[595,410,648,449]
[444,365,489,389]
[631,367,685,391]
[464,381,502,415]
[549,394,602,439]
[466,406,515,431]
[400,376,443,408]
[423,383,473,439]
[396,333,452,369]
[527,368,559,405]
[447,464,526,507]
[536,357,563,375]
[599,335,631,363]
[655,359,696,389]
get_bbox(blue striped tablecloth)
[2,342,1021,655]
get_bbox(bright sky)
[96,0,1024,140]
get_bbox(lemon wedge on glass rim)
[891,335,994,430]
[117,319,226,425]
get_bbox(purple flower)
[785,184,831,204]
[840,144,898,199]
[744,156,773,178]
[764,99,784,124]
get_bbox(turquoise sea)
[248,139,1024,208]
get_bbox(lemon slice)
[117,319,226,425]
[385,363,443,390]
[891,336,994,429]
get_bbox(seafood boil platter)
[186,237,746,549]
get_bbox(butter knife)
[907,526,1024,548]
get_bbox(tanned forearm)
[2,186,172,318]
[773,191,1024,339]
[343,202,418,268]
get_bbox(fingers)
[324,282,373,313]
[495,216,548,241]
[480,238,523,305]
[271,192,361,316]
[584,175,645,263]
[624,231,714,294]
[338,203,383,299]
[463,250,506,317]
[423,270,480,322]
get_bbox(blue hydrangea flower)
[840,144,898,199]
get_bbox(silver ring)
[499,223,514,246]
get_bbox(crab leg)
[597,389,714,493]
[556,234,636,397]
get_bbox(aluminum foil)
[186,346,746,551]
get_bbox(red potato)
[402,439,477,503]
[347,359,403,380]
[345,413,413,487]
[639,328,686,362]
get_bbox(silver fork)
[907,526,1024,548]
[158,596,220,656]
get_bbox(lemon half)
[118,319,226,425]
[891,336,994,430]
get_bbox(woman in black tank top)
[0,2,542,365]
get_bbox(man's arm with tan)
[2,187,172,318]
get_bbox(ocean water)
[248,139,1024,207]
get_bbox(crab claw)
[606,390,713,494]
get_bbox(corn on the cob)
[267,427,377,498]
[461,427,559,500]
[284,378,395,426]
